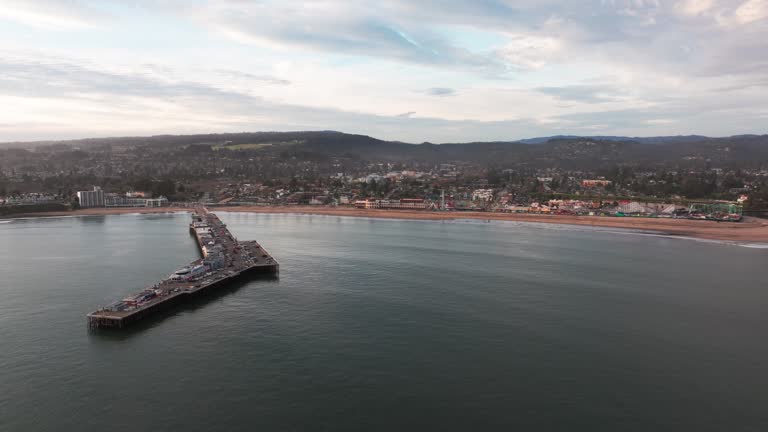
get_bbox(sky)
[0,0,767,143]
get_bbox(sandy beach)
[8,205,767,243]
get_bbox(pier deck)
[87,207,278,329]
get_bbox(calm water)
[0,212,766,431]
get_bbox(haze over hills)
[2,131,767,170]
[3,131,764,147]
[2,131,763,148]
[517,135,716,145]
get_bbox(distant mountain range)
[2,131,767,170]
[517,135,716,145]
[3,131,764,148]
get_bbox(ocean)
[1,212,766,431]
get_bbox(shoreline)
[1,207,193,219]
[5,205,768,243]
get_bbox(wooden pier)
[87,207,278,329]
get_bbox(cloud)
[676,0,716,16]
[496,35,563,70]
[645,118,676,125]
[0,0,109,29]
[536,85,626,104]
[2,47,767,142]
[215,70,291,86]
[5,0,766,81]
[714,77,768,92]
[189,0,505,72]
[672,0,768,26]
[174,0,768,82]
[734,0,768,23]
[424,87,456,97]
[1,1,767,141]
[0,53,551,142]
[0,56,250,102]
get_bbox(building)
[472,189,494,201]
[104,194,169,208]
[355,199,380,209]
[392,199,428,209]
[688,202,743,221]
[502,205,532,213]
[77,187,105,208]
[145,197,169,207]
[616,201,652,215]
[105,195,146,208]
[582,179,613,188]
[3,193,58,206]
[354,198,429,210]
[203,252,225,270]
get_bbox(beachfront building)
[688,202,743,221]
[354,199,380,209]
[354,198,429,210]
[105,194,169,208]
[146,197,169,207]
[77,187,105,208]
[502,205,532,213]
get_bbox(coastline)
[2,207,193,220]
[6,205,767,243]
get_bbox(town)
[1,132,766,221]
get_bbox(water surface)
[1,212,766,431]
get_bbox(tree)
[153,179,175,197]
[133,178,153,192]
[746,183,768,213]
[486,168,502,186]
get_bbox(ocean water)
[0,212,767,431]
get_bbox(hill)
[2,131,768,170]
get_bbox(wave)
[638,234,768,249]
[736,243,768,249]
[4,215,79,221]
[439,218,768,250]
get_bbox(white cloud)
[676,0,716,16]
[734,0,768,23]
[645,118,676,125]
[0,0,766,141]
[0,0,108,29]
[496,35,563,70]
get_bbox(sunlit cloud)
[0,0,765,142]
[0,0,109,29]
